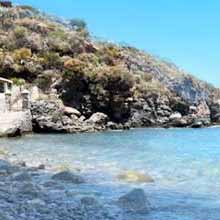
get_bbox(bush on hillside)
[40,52,62,69]
[69,19,87,31]
[14,48,32,62]
[97,43,122,66]
[11,77,26,86]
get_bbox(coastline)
[0,98,217,138]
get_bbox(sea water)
[1,128,220,220]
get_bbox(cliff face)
[0,4,219,130]
[121,48,220,105]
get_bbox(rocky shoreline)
[1,96,220,138]
[29,98,220,135]
[0,149,151,220]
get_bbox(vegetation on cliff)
[0,4,219,126]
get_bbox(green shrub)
[11,77,26,86]
[134,79,170,98]
[49,28,67,41]
[36,74,52,92]
[17,5,39,14]
[69,19,87,31]
[97,43,122,65]
[64,58,87,73]
[40,52,62,69]
[13,26,28,39]
[14,48,32,62]
[77,53,100,67]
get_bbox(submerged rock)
[17,182,42,198]
[117,170,154,183]
[0,159,11,169]
[51,171,85,184]
[11,172,32,182]
[0,160,19,175]
[81,196,100,207]
[0,213,13,220]
[15,161,26,167]
[118,188,150,213]
[37,164,46,170]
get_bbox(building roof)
[0,77,13,84]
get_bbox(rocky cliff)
[0,4,220,133]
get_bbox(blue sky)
[14,0,220,86]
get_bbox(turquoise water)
[1,128,220,219]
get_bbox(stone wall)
[0,111,32,137]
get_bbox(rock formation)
[0,4,219,134]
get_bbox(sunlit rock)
[117,170,154,183]
[169,112,182,120]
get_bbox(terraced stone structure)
[0,77,32,137]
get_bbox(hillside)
[0,4,220,132]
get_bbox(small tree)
[69,18,87,31]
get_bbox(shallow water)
[1,128,220,219]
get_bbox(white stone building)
[0,77,12,112]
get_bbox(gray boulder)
[86,112,108,125]
[85,112,109,131]
[63,106,81,117]
[31,100,66,133]
[31,100,109,133]
[169,117,189,128]
[169,112,182,120]
[191,120,203,128]
[210,100,220,123]
[118,188,150,213]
